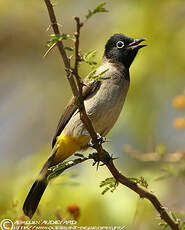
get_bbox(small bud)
[12,200,19,207]
[67,204,80,220]
[173,118,185,129]
[173,95,185,109]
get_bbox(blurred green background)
[0,0,185,229]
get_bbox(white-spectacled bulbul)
[23,33,146,218]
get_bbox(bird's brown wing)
[52,79,100,148]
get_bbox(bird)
[23,33,146,219]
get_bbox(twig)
[43,1,180,229]
[47,153,104,181]
[72,16,106,162]
[47,155,91,181]
[125,148,185,162]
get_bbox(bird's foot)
[88,133,109,149]
[88,150,115,170]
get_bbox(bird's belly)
[88,98,124,136]
[53,134,90,164]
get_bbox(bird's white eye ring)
[116,41,125,49]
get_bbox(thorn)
[104,138,112,143]
[46,23,63,32]
[68,55,73,61]
[96,161,100,171]
[51,0,57,7]
[115,180,119,187]
[112,157,119,161]
[74,16,79,21]
[43,42,57,58]
[139,194,144,199]
[57,23,63,29]
[82,82,87,87]
[46,24,52,32]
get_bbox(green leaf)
[47,161,67,180]
[88,69,110,81]
[100,177,116,187]
[51,33,70,40]
[85,2,108,20]
[159,221,169,228]
[128,176,148,188]
[83,50,96,60]
[87,61,98,66]
[171,212,178,221]
[180,221,185,230]
[74,96,80,106]
[82,50,97,66]
[100,177,118,195]
[98,69,109,76]
[64,46,74,51]
[47,158,82,181]
[46,33,70,47]
[156,143,166,155]
[155,165,176,181]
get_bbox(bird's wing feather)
[52,79,100,148]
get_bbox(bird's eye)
[116,41,125,49]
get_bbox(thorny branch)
[44,0,180,229]
[72,16,106,162]
[44,0,78,97]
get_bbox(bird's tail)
[23,178,48,219]
[23,154,55,219]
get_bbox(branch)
[44,1,105,162]
[72,16,106,162]
[44,0,78,97]
[47,154,92,181]
[124,146,185,162]
[47,153,102,181]
[43,1,180,229]
[106,161,179,230]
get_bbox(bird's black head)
[104,33,146,68]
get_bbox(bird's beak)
[127,38,147,49]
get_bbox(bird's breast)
[85,75,129,136]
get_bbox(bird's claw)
[89,151,116,170]
[89,152,100,167]
[88,133,108,149]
